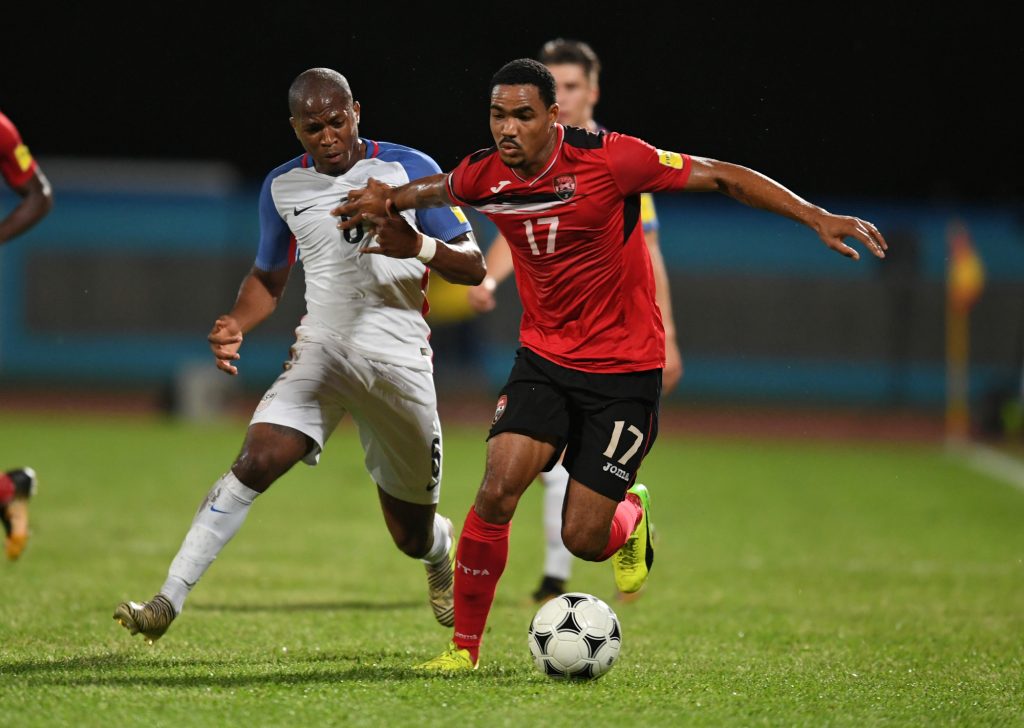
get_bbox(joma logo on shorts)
[456,559,490,576]
[602,462,630,481]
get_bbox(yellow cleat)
[414,641,478,672]
[612,483,654,594]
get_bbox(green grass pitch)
[1,413,1021,726]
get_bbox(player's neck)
[314,139,366,177]
[516,127,560,178]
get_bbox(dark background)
[3,6,1021,202]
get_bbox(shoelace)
[617,533,640,569]
[139,596,175,628]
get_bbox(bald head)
[287,68,364,176]
[288,68,353,115]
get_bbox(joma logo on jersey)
[602,462,631,481]
[457,559,490,576]
[553,174,576,201]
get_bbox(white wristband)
[416,233,438,263]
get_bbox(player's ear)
[549,102,559,128]
[289,116,299,138]
[352,101,361,124]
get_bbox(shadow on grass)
[6,652,467,686]
[189,600,421,614]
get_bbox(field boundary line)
[950,441,1024,493]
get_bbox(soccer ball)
[527,592,621,679]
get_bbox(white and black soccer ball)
[527,592,621,679]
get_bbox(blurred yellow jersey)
[425,274,476,324]
[640,192,658,233]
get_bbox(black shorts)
[488,347,661,501]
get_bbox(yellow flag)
[947,221,984,311]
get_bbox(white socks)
[540,463,573,581]
[420,512,453,566]
[160,471,260,614]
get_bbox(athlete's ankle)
[457,642,480,663]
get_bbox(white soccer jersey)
[256,139,472,370]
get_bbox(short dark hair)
[490,58,557,108]
[538,38,601,83]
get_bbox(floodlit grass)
[1,412,1021,726]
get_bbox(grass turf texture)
[1,412,1021,726]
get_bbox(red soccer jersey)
[448,124,692,373]
[0,111,38,188]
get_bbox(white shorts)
[249,330,443,505]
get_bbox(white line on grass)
[949,441,1024,493]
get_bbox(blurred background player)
[1,110,53,247]
[113,69,484,643]
[466,40,683,603]
[0,468,37,561]
[1,109,53,560]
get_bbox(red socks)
[449,494,640,661]
[0,473,13,504]
[452,507,510,663]
[597,491,643,561]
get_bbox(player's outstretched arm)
[358,199,485,285]
[208,266,291,375]
[0,169,53,245]
[332,174,450,228]
[333,174,452,230]
[684,157,888,260]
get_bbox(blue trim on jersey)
[255,155,304,271]
[368,139,473,243]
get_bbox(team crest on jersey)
[492,394,508,425]
[553,174,576,201]
[255,391,276,413]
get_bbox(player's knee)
[232,426,308,490]
[231,448,289,491]
[561,516,608,561]
[474,479,520,524]
[561,527,605,561]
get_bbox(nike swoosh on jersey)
[293,204,315,216]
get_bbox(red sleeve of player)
[446,149,492,207]
[605,132,692,198]
[0,112,38,188]
[446,154,473,206]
